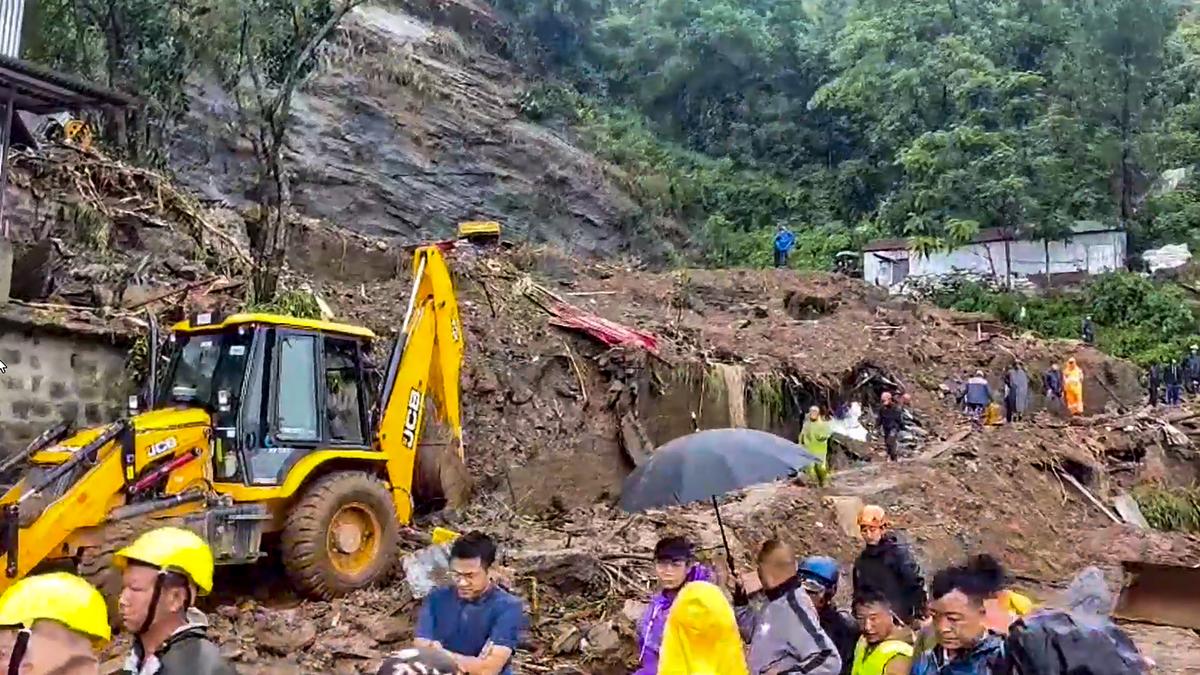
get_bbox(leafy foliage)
[930,272,1200,366]
[1135,485,1200,533]
[493,0,1200,266]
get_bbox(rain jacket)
[122,609,236,675]
[800,416,833,462]
[878,404,903,434]
[852,531,927,624]
[1186,352,1200,380]
[1003,368,1029,415]
[736,576,841,675]
[909,632,1007,675]
[963,377,992,407]
[1042,369,1063,398]
[774,229,796,253]
[983,590,1034,635]
[1063,360,1084,415]
[635,564,713,675]
[659,581,749,675]
[1165,362,1183,386]
[1007,610,1148,675]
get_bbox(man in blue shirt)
[773,226,796,268]
[415,531,527,675]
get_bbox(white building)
[862,221,1127,291]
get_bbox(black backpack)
[1006,610,1148,675]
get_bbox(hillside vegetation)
[493,0,1200,265]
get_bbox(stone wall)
[0,313,132,452]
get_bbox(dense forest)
[492,0,1200,268]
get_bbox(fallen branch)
[123,276,230,310]
[1057,469,1121,524]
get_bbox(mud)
[2,147,1195,672]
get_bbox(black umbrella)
[619,428,818,572]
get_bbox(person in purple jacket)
[634,536,713,675]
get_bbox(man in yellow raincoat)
[1063,358,1084,416]
[800,406,834,486]
[659,581,748,675]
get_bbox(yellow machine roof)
[172,312,376,339]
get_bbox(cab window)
[274,333,319,442]
[324,337,366,445]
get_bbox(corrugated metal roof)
[862,222,1122,253]
[0,0,23,59]
[0,54,137,113]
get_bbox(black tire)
[76,519,145,629]
[281,471,399,599]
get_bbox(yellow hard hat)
[115,527,214,595]
[0,572,110,642]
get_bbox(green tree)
[199,0,366,300]
[25,0,199,164]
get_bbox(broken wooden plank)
[918,428,973,460]
[1057,469,1121,524]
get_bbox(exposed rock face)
[168,2,663,258]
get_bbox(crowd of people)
[628,504,1152,675]
[0,526,235,675]
[1145,344,1200,407]
[952,358,1086,427]
[0,510,1154,674]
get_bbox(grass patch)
[1134,485,1200,533]
[748,373,786,426]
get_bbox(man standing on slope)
[774,226,796,268]
[735,540,841,675]
[634,536,712,675]
[877,393,904,461]
[800,406,834,486]
[852,506,927,630]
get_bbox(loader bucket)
[1114,561,1200,630]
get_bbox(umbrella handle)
[711,496,736,577]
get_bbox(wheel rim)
[327,502,382,579]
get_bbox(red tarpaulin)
[546,303,659,353]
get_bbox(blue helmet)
[798,556,840,592]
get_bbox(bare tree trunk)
[1119,44,1134,224]
[1044,239,1052,289]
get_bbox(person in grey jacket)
[733,540,841,675]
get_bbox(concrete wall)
[0,326,129,451]
[864,230,1127,290]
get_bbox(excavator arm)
[375,245,466,521]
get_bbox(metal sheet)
[1114,561,1200,631]
[0,0,23,59]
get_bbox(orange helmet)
[857,505,887,528]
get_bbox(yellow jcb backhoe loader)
[0,245,466,604]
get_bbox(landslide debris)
[5,147,1200,673]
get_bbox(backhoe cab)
[0,245,465,604]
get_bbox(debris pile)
[4,148,1200,672]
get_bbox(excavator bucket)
[413,436,472,509]
[1114,561,1200,630]
[456,221,502,246]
